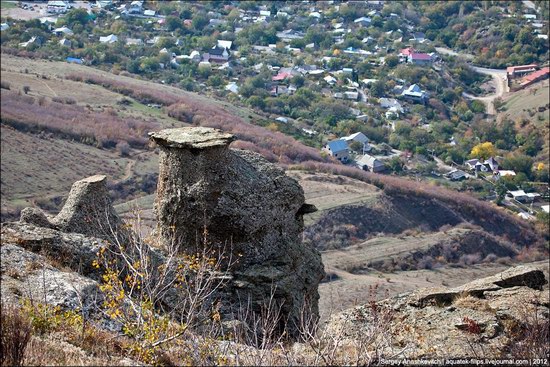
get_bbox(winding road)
[462,66,508,115]
[436,47,508,115]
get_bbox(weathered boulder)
[149,127,325,339]
[1,243,101,316]
[50,175,126,243]
[19,207,56,228]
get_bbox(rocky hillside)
[324,265,549,361]
[2,220,548,365]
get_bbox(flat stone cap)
[149,127,235,149]
[77,175,107,184]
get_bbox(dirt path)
[113,151,149,184]
[463,66,508,115]
[435,47,475,61]
[41,80,58,97]
[435,47,507,115]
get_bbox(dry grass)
[23,335,123,366]
[1,304,32,367]
[453,294,494,313]
[0,125,139,221]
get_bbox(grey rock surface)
[1,243,101,315]
[50,175,126,243]
[19,207,56,228]
[1,222,104,277]
[150,127,325,339]
[325,265,549,359]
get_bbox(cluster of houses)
[323,132,387,173]
[46,1,72,14]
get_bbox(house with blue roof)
[324,139,349,162]
[401,84,428,104]
[66,57,83,64]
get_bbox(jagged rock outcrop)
[18,175,127,244]
[1,240,101,318]
[325,265,549,359]
[2,222,104,277]
[149,127,325,339]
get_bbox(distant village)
[1,0,548,220]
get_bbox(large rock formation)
[149,127,325,339]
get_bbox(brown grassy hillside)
[0,55,328,219]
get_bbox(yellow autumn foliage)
[470,142,496,160]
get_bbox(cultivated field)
[287,171,382,225]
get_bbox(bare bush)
[458,253,482,266]
[51,96,76,105]
[1,304,33,367]
[507,298,550,359]
[92,210,238,364]
[65,72,325,164]
[115,140,131,157]
[1,90,156,149]
[417,255,434,270]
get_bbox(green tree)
[248,95,266,109]
[387,156,404,173]
[502,153,534,178]
[165,16,182,32]
[385,55,399,68]
[192,13,209,32]
[62,8,90,27]
[140,57,159,72]
[207,74,223,87]
[291,75,305,88]
[470,100,486,114]
[369,80,386,98]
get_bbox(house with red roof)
[398,47,415,62]
[518,67,549,89]
[272,72,293,82]
[407,52,432,66]
[506,64,538,79]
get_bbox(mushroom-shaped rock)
[51,175,125,243]
[149,127,325,340]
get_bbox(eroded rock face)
[149,127,325,339]
[49,175,126,243]
[2,222,104,277]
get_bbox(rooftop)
[327,139,348,152]
[409,53,431,60]
[521,67,549,83]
